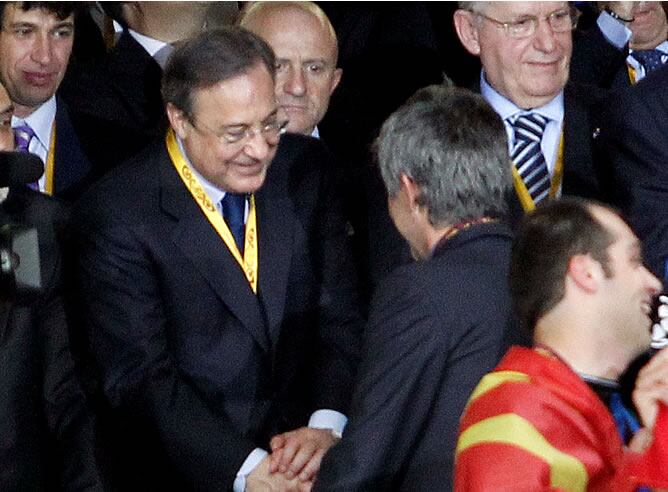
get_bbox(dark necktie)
[221,193,246,255]
[14,124,39,190]
[509,113,551,205]
[632,49,665,74]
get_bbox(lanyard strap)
[44,122,56,195]
[165,129,259,293]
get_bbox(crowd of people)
[3,1,668,491]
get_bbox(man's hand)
[269,427,339,482]
[633,348,668,430]
[246,455,312,492]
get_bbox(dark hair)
[161,27,276,118]
[510,198,616,333]
[375,84,511,226]
[0,2,79,25]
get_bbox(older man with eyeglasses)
[71,27,364,491]
[454,2,611,222]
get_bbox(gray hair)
[457,2,488,13]
[375,84,511,226]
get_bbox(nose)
[644,266,662,296]
[285,66,306,97]
[243,131,271,161]
[31,33,52,65]
[533,17,558,53]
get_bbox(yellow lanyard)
[628,64,637,85]
[165,129,259,293]
[511,132,564,213]
[44,123,56,195]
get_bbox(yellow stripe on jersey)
[467,371,530,405]
[456,413,588,492]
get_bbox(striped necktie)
[14,124,39,190]
[509,113,551,205]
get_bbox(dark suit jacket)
[52,99,95,202]
[62,31,166,176]
[0,188,100,491]
[73,133,364,489]
[595,64,668,277]
[63,30,164,137]
[315,222,518,491]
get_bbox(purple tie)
[14,124,39,190]
[14,124,35,153]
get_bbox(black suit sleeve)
[311,148,365,413]
[315,265,504,491]
[74,205,258,489]
[596,67,668,276]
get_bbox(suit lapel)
[158,146,270,351]
[53,99,93,197]
[255,184,294,345]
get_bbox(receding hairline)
[240,1,339,62]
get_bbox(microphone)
[0,151,43,187]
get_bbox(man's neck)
[13,103,38,120]
[535,316,629,380]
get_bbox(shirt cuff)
[597,11,632,49]
[233,448,268,492]
[308,409,348,437]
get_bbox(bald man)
[241,1,342,137]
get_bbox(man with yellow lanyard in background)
[72,27,363,491]
[0,2,93,201]
[454,2,608,223]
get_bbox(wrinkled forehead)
[483,1,569,18]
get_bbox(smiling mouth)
[23,72,54,86]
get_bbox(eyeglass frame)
[187,112,289,146]
[470,6,581,39]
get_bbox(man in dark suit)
[314,84,520,491]
[454,2,608,222]
[73,27,363,491]
[0,2,94,201]
[596,64,668,281]
[60,2,238,173]
[0,80,101,490]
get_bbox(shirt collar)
[310,126,320,139]
[631,39,668,55]
[11,94,56,149]
[128,28,169,58]
[480,70,564,124]
[175,135,227,205]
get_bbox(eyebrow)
[222,108,279,130]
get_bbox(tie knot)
[509,113,548,143]
[14,124,35,153]
[221,193,246,216]
[632,49,665,73]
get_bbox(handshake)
[247,427,339,492]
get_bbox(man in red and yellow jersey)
[455,198,668,491]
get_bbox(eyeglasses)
[473,7,580,39]
[189,116,289,145]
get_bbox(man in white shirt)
[0,2,92,199]
[453,2,609,221]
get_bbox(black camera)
[0,224,41,302]
[0,151,45,303]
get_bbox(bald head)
[240,2,342,135]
